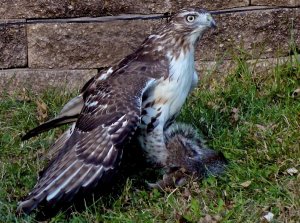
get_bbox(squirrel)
[147,123,228,189]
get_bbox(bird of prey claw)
[146,123,227,190]
[18,8,217,214]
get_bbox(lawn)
[0,54,299,222]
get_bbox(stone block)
[196,55,299,77]
[27,19,164,68]
[0,69,97,95]
[197,8,300,61]
[251,0,299,6]
[0,1,104,19]
[106,0,250,14]
[0,0,249,19]
[0,20,27,68]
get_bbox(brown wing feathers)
[17,74,154,214]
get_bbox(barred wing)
[17,74,155,214]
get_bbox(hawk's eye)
[186,15,196,23]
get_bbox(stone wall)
[0,1,299,94]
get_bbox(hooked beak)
[210,19,217,29]
[207,14,217,29]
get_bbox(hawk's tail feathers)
[21,95,83,141]
[21,115,78,141]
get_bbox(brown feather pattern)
[17,70,155,214]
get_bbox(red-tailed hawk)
[18,8,217,214]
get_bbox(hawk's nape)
[17,74,155,214]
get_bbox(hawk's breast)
[140,49,195,131]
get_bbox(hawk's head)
[150,8,216,49]
[139,8,216,60]
[169,8,216,43]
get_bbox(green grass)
[0,54,299,222]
